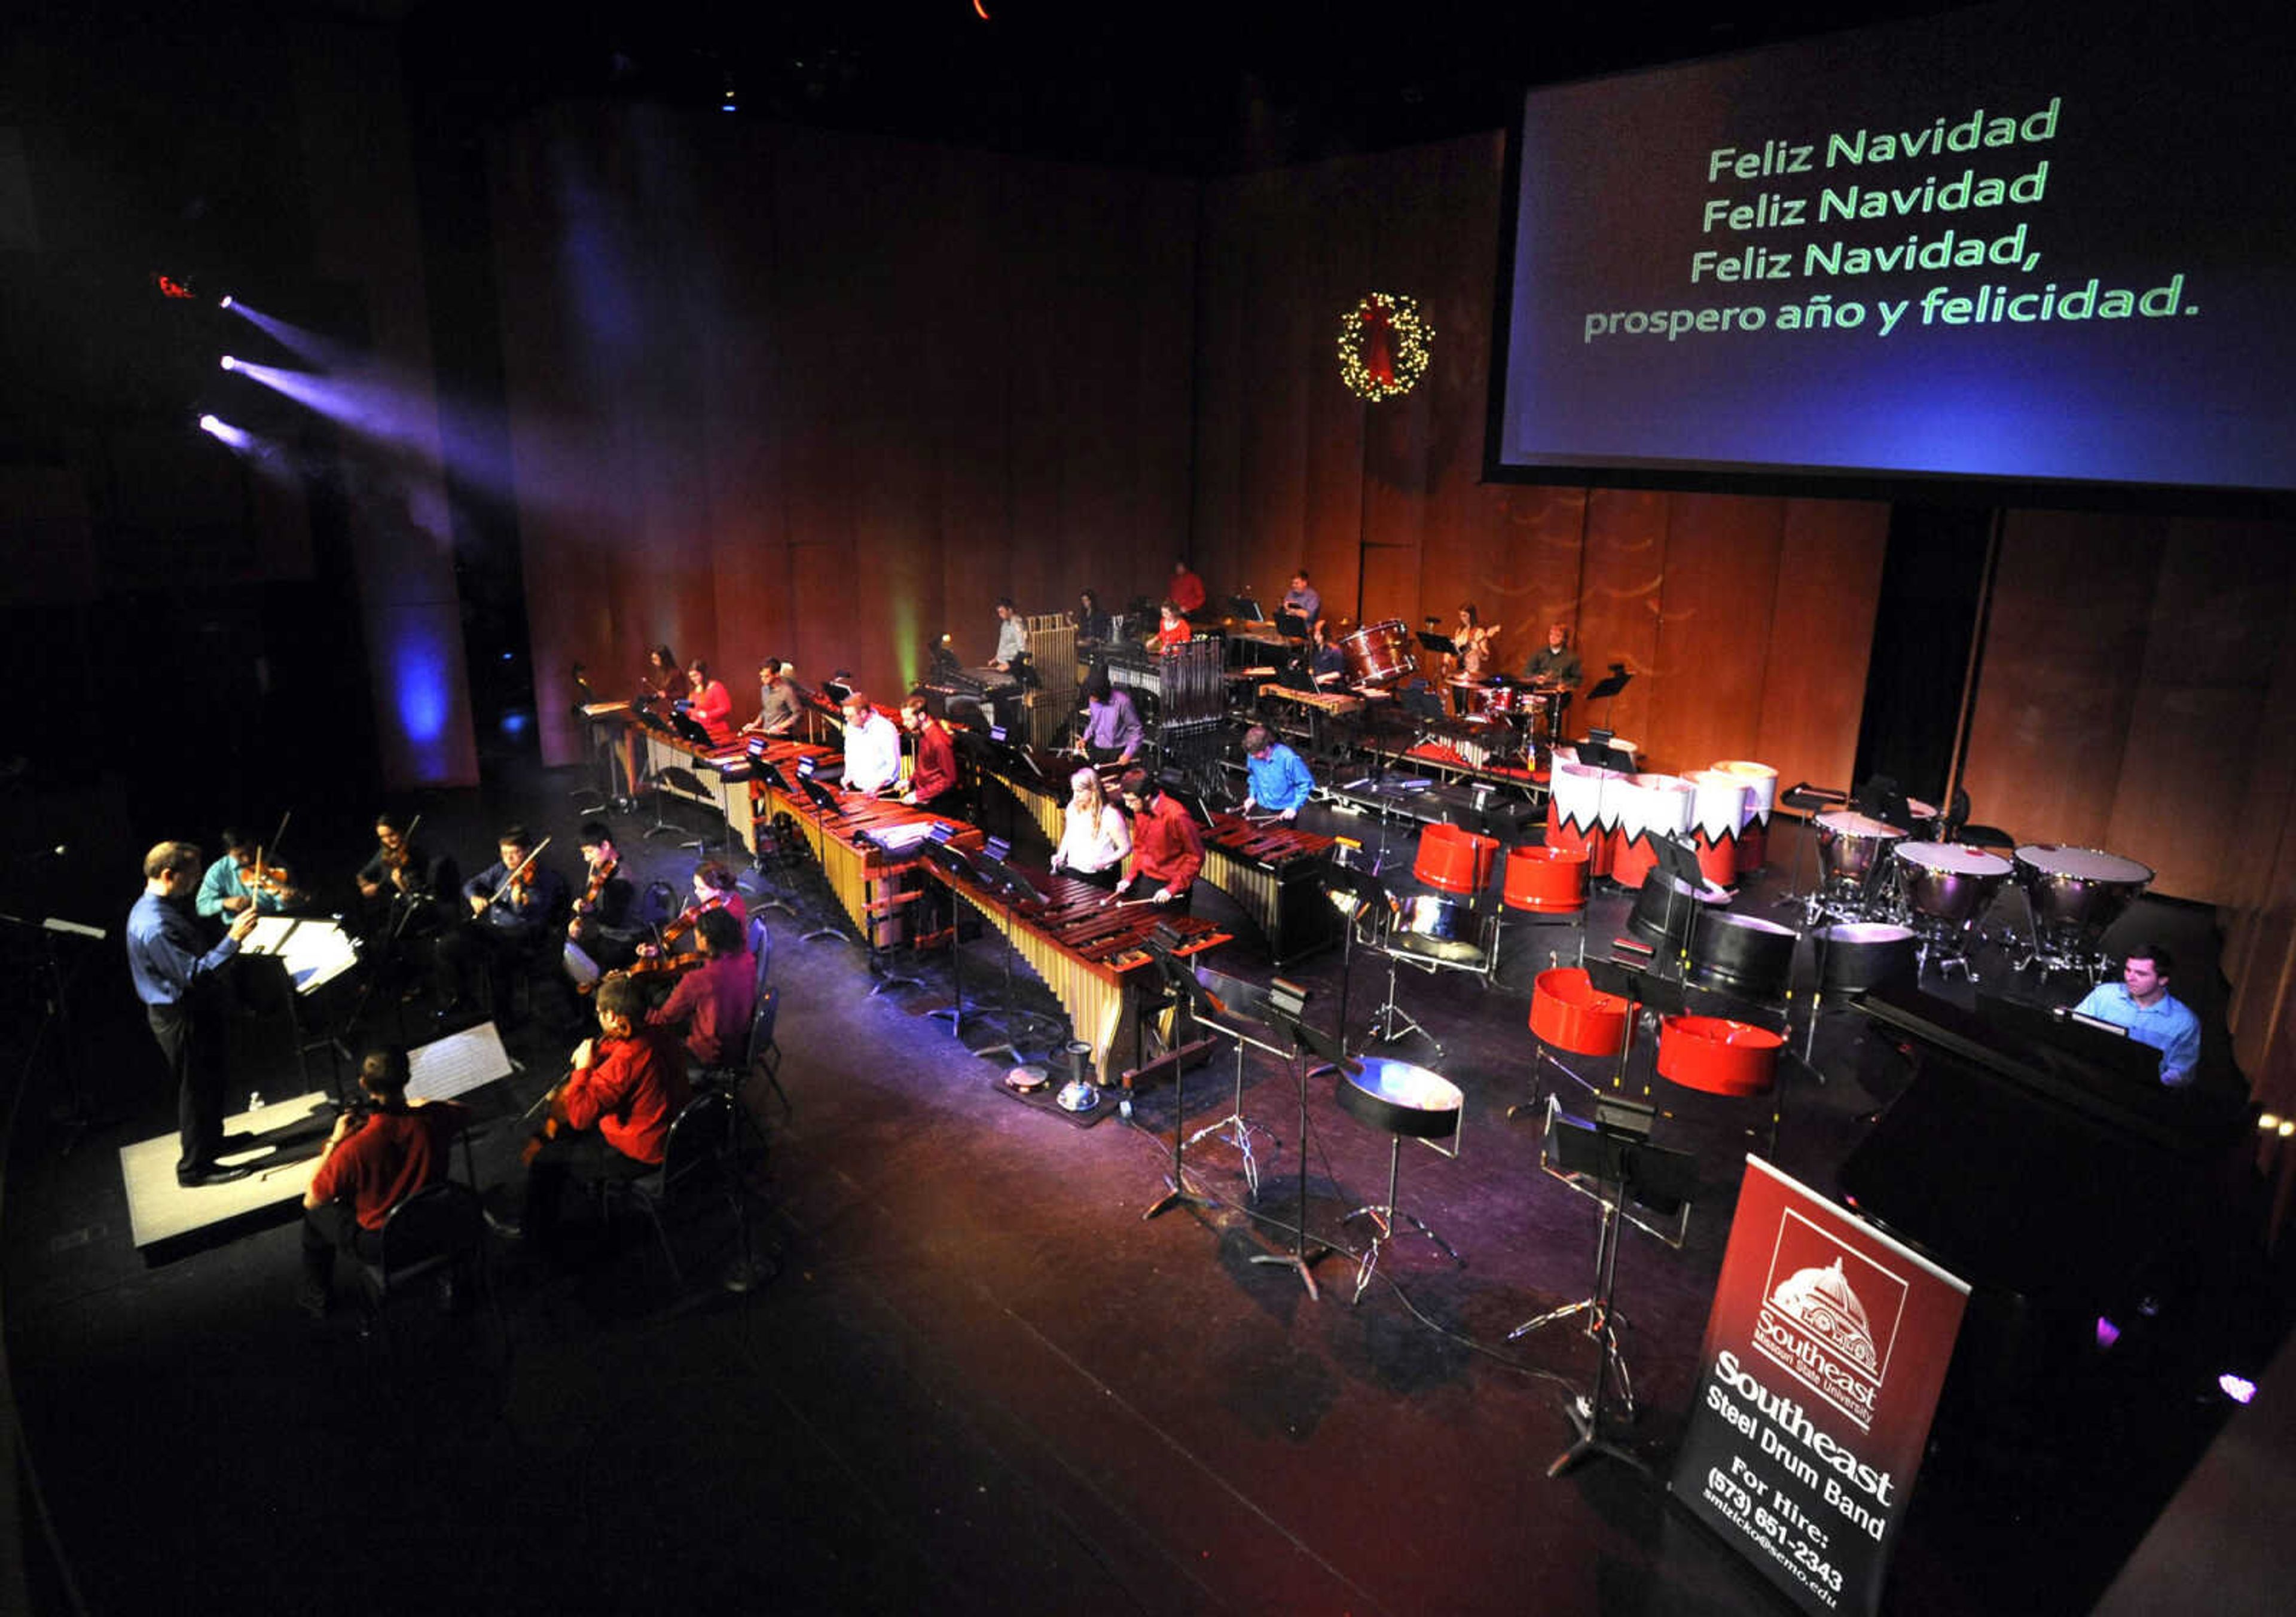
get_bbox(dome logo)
[1754,1209,1910,1432]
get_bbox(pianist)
[1239,725,1315,821]
[841,691,903,796]
[2072,944,2202,1087]
[1114,768,1203,912]
[1078,670,1143,765]
[990,598,1030,673]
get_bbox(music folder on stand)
[1583,666,1632,732]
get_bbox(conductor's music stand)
[1251,977,1341,1299]
[1140,938,1219,1222]
[1510,1093,1696,1477]
[1584,666,1632,732]
[1320,860,1399,1056]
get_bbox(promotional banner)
[1669,1157,1970,1617]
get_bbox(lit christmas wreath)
[1336,292,1433,401]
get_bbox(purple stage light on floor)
[2095,1316,2121,1350]
[2218,1373,2258,1405]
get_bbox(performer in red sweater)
[899,696,963,815]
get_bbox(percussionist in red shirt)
[1168,559,1207,619]
[899,695,962,815]
[1113,766,1204,915]
[493,973,692,1248]
[298,1049,469,1316]
[683,659,736,745]
[645,907,755,1068]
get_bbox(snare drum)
[1895,841,2012,928]
[1815,811,1907,907]
[1612,774,1694,890]
[1339,619,1417,687]
[2013,845,2154,950]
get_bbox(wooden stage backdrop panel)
[496,109,1195,768]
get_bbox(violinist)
[297,1049,468,1317]
[437,826,569,1024]
[643,862,747,963]
[567,820,640,971]
[196,828,306,920]
[682,658,736,745]
[487,973,691,1248]
[644,907,755,1068]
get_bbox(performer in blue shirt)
[2072,943,2203,1087]
[128,842,260,1185]
[1280,570,1321,631]
[1241,723,1316,820]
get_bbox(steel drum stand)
[1368,945,1443,1059]
[1338,1071,1464,1305]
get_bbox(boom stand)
[1249,982,1341,1300]
[1509,1094,1696,1478]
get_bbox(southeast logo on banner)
[1754,1209,1910,1435]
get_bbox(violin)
[576,852,619,915]
[520,1083,572,1166]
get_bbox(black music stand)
[1414,629,1458,662]
[1576,728,1635,774]
[1515,1093,1696,1478]
[1584,665,1631,731]
[1650,833,1721,977]
[917,836,994,1049]
[1251,978,1342,1300]
[1228,594,1268,623]
[1274,609,1311,642]
[964,838,1064,1063]
[1140,940,1220,1222]
[1318,861,1396,1058]
[1583,955,1686,1093]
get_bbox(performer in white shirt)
[1048,766,1131,889]
[839,691,903,796]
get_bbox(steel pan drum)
[1413,821,1498,895]
[1502,844,1588,914]
[1814,921,1917,999]
[1391,894,1482,965]
[2013,845,2154,946]
[1336,1056,1463,1139]
[1816,811,1907,897]
[1714,760,1778,869]
[1530,967,1630,1057]
[1896,841,2012,927]
[1625,870,1730,953]
[1657,1014,1784,1097]
[1547,751,1623,876]
[1611,773,1694,891]
[1686,912,1797,1004]
[1339,618,1416,687]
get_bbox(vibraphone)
[924,863,1231,1083]
[1201,812,1341,966]
[1256,680,1365,757]
[764,784,982,944]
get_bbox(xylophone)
[1257,682,1363,717]
[926,863,1231,1082]
[642,726,835,848]
[1201,812,1342,966]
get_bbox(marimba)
[925,863,1231,1081]
[764,782,982,944]
[1201,812,1341,965]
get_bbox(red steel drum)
[1413,821,1498,896]
[1715,760,1778,870]
[1610,774,1694,891]
[1530,967,1630,1059]
[1657,1014,1784,1097]
[1502,844,1589,914]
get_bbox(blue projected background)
[1493,2,2296,494]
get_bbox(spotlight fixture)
[2261,1112,2282,1132]
[219,354,238,371]
[720,75,737,112]
[218,294,234,310]
[198,414,221,433]
[2218,1373,2258,1405]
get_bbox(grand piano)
[1842,981,2252,1423]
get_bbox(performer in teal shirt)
[1241,723,1315,819]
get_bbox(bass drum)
[1339,619,1416,687]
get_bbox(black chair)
[352,1180,486,1344]
[599,1089,747,1292]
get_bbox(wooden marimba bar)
[764,784,982,943]
[926,863,1230,1082]
[1200,812,1341,967]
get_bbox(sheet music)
[866,820,940,854]
[241,916,361,994]
[407,1020,516,1102]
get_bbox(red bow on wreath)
[1358,298,1396,389]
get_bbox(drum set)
[1803,807,2153,981]
[1331,618,1566,771]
